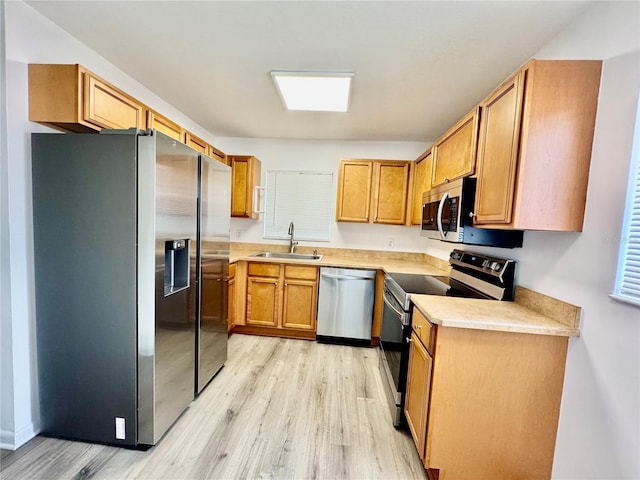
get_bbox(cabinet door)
[147,110,184,141]
[83,72,145,130]
[372,161,410,225]
[336,160,373,222]
[410,151,433,225]
[473,71,525,225]
[404,332,433,462]
[230,156,261,219]
[227,264,236,333]
[201,266,225,325]
[209,145,227,165]
[432,108,479,187]
[281,279,318,330]
[246,276,279,327]
[185,132,209,154]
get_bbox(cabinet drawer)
[248,262,280,277]
[229,262,236,278]
[284,265,318,280]
[413,307,436,355]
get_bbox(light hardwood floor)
[1,334,426,480]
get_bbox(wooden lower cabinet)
[227,263,236,333]
[404,331,433,461]
[242,262,318,338]
[408,306,569,480]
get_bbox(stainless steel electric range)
[379,249,516,426]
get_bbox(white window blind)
[612,95,640,307]
[263,170,334,241]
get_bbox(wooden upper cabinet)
[228,155,262,218]
[474,60,602,231]
[29,64,145,133]
[208,145,227,165]
[431,107,480,187]
[185,131,209,154]
[409,149,433,226]
[336,160,373,222]
[147,110,184,141]
[83,72,145,130]
[336,159,410,224]
[371,161,411,225]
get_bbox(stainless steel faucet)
[288,222,298,253]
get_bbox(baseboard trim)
[1,422,39,450]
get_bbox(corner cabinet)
[228,155,262,219]
[336,159,411,225]
[473,59,602,231]
[406,306,570,480]
[243,262,318,338]
[431,107,480,188]
[29,64,145,133]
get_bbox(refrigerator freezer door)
[32,132,139,446]
[196,154,231,394]
[137,132,198,445]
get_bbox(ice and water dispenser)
[164,239,189,296]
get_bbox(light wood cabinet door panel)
[474,72,524,225]
[246,277,279,327]
[147,110,184,141]
[83,72,145,130]
[282,279,317,330]
[372,161,410,224]
[185,132,209,154]
[432,108,479,187]
[227,265,236,333]
[229,156,261,219]
[336,161,373,222]
[410,150,433,225]
[404,332,433,462]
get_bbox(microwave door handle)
[437,192,449,239]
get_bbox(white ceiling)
[26,0,595,142]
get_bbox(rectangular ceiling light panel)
[271,71,354,112]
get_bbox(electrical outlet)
[387,238,395,249]
[235,229,242,240]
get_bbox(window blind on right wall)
[613,95,640,307]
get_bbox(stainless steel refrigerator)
[31,129,230,447]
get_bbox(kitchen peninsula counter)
[411,294,580,337]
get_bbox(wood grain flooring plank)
[1,334,426,480]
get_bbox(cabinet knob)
[216,278,222,282]
[416,325,422,329]
[405,337,412,343]
[284,283,288,287]
[444,177,450,182]
[275,282,278,287]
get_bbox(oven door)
[379,287,411,427]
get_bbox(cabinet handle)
[444,177,450,182]
[216,278,222,282]
[416,325,422,329]
[275,282,278,287]
[405,337,412,343]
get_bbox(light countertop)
[411,294,580,337]
[230,249,449,276]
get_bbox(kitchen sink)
[250,252,323,261]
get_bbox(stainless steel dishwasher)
[316,267,376,341]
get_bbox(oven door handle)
[437,192,450,239]
[383,294,409,323]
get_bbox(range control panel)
[449,249,515,278]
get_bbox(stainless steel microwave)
[421,177,524,248]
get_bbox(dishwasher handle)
[321,272,376,281]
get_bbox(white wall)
[425,3,640,479]
[0,0,228,450]
[216,137,430,252]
